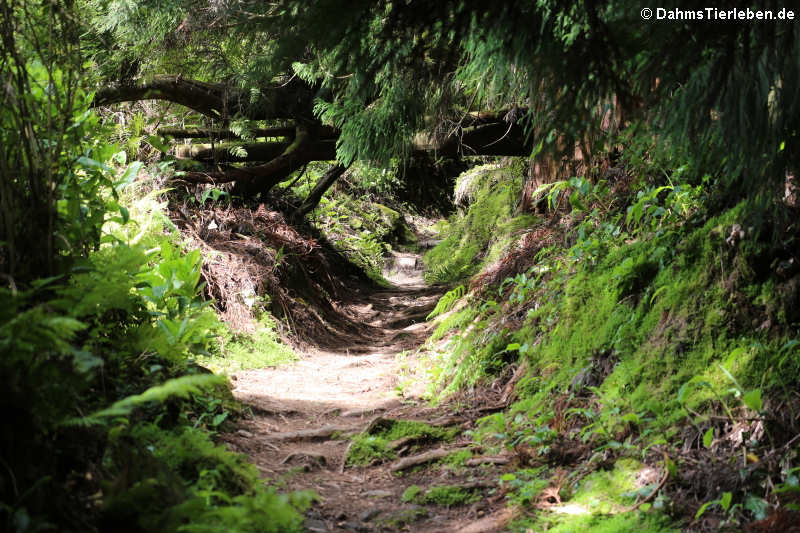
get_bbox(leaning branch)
[92,75,317,121]
[178,125,326,194]
[93,76,229,118]
[159,125,340,141]
[294,163,349,218]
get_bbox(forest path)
[220,248,515,533]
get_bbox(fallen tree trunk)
[93,75,317,121]
[176,140,337,164]
[93,76,536,196]
[160,125,340,141]
[293,164,348,219]
[160,126,297,140]
[179,125,317,194]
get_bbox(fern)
[427,285,466,320]
[63,374,225,427]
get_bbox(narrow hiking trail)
[220,249,517,533]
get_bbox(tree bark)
[93,75,317,121]
[93,76,537,198]
[159,125,339,141]
[176,122,529,165]
[178,125,337,198]
[293,164,349,219]
[413,121,532,157]
[175,140,337,163]
[159,126,297,140]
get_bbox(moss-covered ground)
[419,153,800,530]
[346,419,460,466]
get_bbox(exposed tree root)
[264,425,355,442]
[389,446,473,472]
[465,455,512,467]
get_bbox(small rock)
[338,521,369,532]
[362,489,393,498]
[304,518,327,532]
[360,508,382,522]
[237,429,253,438]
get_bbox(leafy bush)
[0,162,307,531]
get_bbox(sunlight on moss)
[197,315,298,374]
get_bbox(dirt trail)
[221,249,515,533]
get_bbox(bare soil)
[219,250,516,532]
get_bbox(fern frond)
[427,285,466,320]
[62,374,225,427]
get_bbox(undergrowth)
[424,161,536,284]
[422,132,800,530]
[0,163,309,532]
[307,163,416,283]
[401,484,480,506]
[198,314,298,374]
[346,419,459,466]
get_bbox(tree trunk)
[93,75,317,121]
[93,76,538,199]
[159,125,339,140]
[294,164,349,219]
[159,126,296,140]
[176,140,337,164]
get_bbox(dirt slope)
[220,251,516,532]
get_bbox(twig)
[465,455,512,467]
[340,440,354,473]
[622,452,669,513]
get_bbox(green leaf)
[62,374,225,427]
[745,495,768,520]
[621,413,641,425]
[506,343,521,352]
[119,206,130,224]
[676,382,691,404]
[145,135,170,153]
[742,389,762,412]
[77,156,113,174]
[720,491,732,511]
[703,427,714,448]
[718,363,743,392]
[115,161,143,189]
[211,412,229,427]
[695,500,714,519]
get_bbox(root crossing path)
[221,249,516,533]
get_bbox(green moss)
[346,420,459,466]
[509,460,678,533]
[492,201,800,431]
[401,484,481,506]
[401,485,422,502]
[424,162,537,284]
[441,449,473,467]
[310,177,416,283]
[513,512,680,533]
[198,315,297,374]
[421,485,481,506]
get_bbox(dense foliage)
[3,0,799,530]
